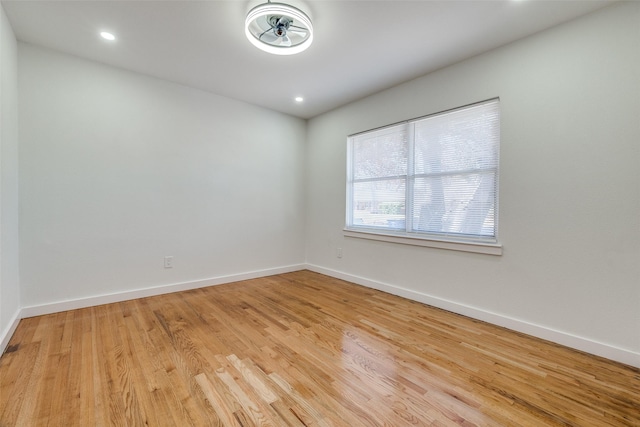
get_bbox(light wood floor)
[1,271,638,426]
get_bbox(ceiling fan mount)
[269,16,291,38]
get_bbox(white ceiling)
[2,0,613,119]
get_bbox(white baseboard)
[0,309,21,355]
[306,264,640,368]
[6,262,638,368]
[20,264,306,319]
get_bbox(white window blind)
[346,99,500,244]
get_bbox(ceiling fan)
[245,2,314,55]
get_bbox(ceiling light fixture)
[295,96,304,102]
[100,31,116,41]
[245,1,313,55]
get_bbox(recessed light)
[100,32,116,41]
[295,96,304,103]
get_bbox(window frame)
[345,99,502,255]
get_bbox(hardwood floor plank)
[0,341,40,423]
[11,317,52,426]
[214,361,277,427]
[1,270,638,426]
[78,311,97,426]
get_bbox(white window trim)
[343,228,503,256]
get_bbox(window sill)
[343,228,503,256]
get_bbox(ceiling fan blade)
[260,32,279,43]
[288,28,307,36]
[280,36,292,47]
[258,27,273,40]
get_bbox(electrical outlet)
[337,248,343,258]
[164,256,173,268]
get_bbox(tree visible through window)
[346,99,500,243]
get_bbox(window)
[346,99,500,251]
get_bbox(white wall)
[0,4,20,348]
[306,2,640,365]
[18,44,307,309]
